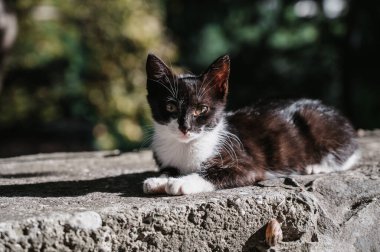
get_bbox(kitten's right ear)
[202,55,230,101]
[146,54,173,81]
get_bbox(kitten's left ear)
[146,53,173,81]
[202,55,230,100]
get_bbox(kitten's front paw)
[165,174,215,195]
[143,177,168,194]
[165,178,188,195]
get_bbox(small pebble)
[255,196,263,204]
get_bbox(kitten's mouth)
[178,134,191,142]
[177,132,198,143]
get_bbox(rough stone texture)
[0,131,379,251]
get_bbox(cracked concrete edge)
[3,181,378,251]
[0,188,321,252]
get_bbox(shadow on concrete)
[0,171,157,198]
[0,172,60,179]
[242,224,270,252]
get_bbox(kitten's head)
[146,54,230,143]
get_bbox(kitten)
[143,54,360,195]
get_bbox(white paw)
[165,178,188,195]
[143,177,168,194]
[165,174,215,196]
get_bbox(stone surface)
[0,132,379,251]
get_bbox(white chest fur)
[152,120,224,174]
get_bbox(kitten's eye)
[194,105,208,116]
[166,103,177,113]
[200,105,208,114]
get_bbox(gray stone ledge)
[0,133,379,251]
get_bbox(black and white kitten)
[143,54,360,195]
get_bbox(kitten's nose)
[179,125,191,135]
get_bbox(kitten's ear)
[146,54,173,81]
[202,55,230,100]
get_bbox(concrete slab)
[0,132,379,251]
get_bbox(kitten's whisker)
[199,82,217,100]
[224,143,238,166]
[173,73,179,100]
[218,132,240,166]
[174,75,179,99]
[161,72,176,99]
[147,78,176,98]
[195,79,198,100]
[197,77,209,99]
[197,74,206,97]
[198,75,219,100]
[163,74,177,99]
[218,144,234,165]
[214,149,224,167]
[198,66,221,95]
[219,138,238,166]
[167,60,179,99]
[139,133,154,151]
[223,138,239,166]
[197,72,212,99]
[139,135,153,148]
[223,131,244,148]
[166,96,177,103]
[139,126,155,143]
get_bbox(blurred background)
[0,0,379,157]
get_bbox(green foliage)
[165,1,380,129]
[1,0,176,151]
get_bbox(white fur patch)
[305,149,361,175]
[165,173,215,195]
[340,149,361,171]
[143,175,168,194]
[264,150,361,179]
[152,119,225,174]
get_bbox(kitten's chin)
[177,137,194,143]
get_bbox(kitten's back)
[226,99,359,176]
